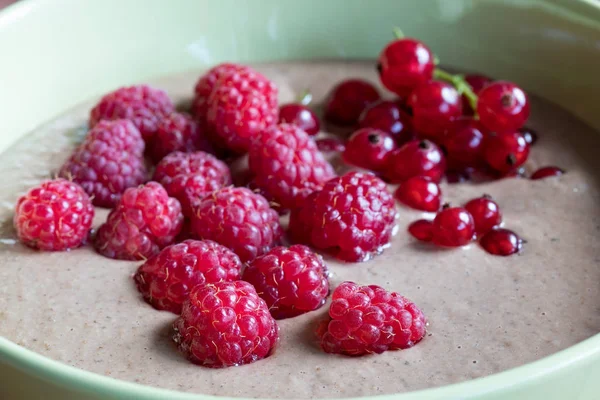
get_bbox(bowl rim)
[1,0,600,398]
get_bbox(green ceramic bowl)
[1,0,600,398]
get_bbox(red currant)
[431,206,475,247]
[464,195,502,236]
[343,128,397,172]
[316,137,346,153]
[408,81,462,140]
[477,81,530,132]
[324,79,380,126]
[442,117,485,171]
[408,219,433,242]
[519,126,538,146]
[378,38,435,96]
[480,228,522,256]
[385,139,446,183]
[484,131,530,174]
[445,169,472,184]
[279,103,320,135]
[462,74,492,114]
[395,176,441,212]
[358,100,415,146]
[531,166,564,180]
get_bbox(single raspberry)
[90,85,175,142]
[317,281,426,355]
[147,112,214,163]
[206,84,278,154]
[58,119,147,208]
[248,124,336,211]
[242,245,329,319]
[190,187,283,262]
[94,182,183,260]
[289,172,397,262]
[173,280,279,368]
[134,239,242,314]
[13,179,94,251]
[152,151,231,217]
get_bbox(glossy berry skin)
[519,126,538,146]
[324,79,380,126]
[480,228,523,256]
[317,281,427,355]
[289,172,397,262]
[462,74,492,114]
[59,119,147,208]
[395,176,441,212]
[408,81,462,139]
[316,137,346,153]
[408,219,434,242]
[94,182,184,261]
[343,128,397,173]
[385,140,446,183]
[464,196,502,236]
[242,245,329,319]
[14,179,94,251]
[484,131,530,174]
[431,206,475,247]
[190,187,283,263]
[147,112,214,163]
[134,240,242,314]
[90,85,174,142]
[279,103,320,135]
[358,100,414,145]
[442,118,485,171]
[173,281,279,368]
[531,166,564,180]
[153,151,231,217]
[378,38,435,96]
[477,81,530,133]
[248,124,336,211]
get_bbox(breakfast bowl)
[1,0,600,399]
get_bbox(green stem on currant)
[393,27,404,40]
[434,68,478,113]
[297,90,313,106]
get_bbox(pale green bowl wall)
[0,0,599,399]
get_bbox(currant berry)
[408,81,462,139]
[408,219,434,242]
[480,228,523,256]
[431,206,475,247]
[531,166,564,180]
[324,79,380,126]
[316,137,346,153]
[279,103,320,136]
[343,128,397,172]
[484,131,530,174]
[358,100,414,145]
[385,139,446,183]
[442,118,485,171]
[378,38,435,96]
[462,74,492,114]
[519,127,538,146]
[395,176,441,212]
[477,81,530,132]
[464,195,502,236]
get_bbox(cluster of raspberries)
[13,63,426,369]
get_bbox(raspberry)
[94,182,183,260]
[134,239,242,314]
[317,281,426,355]
[206,84,278,154]
[190,187,283,263]
[147,112,214,163]
[248,124,336,211]
[152,151,231,217]
[173,280,279,368]
[90,85,175,142]
[58,119,147,208]
[13,179,94,251]
[289,172,397,262]
[242,245,330,319]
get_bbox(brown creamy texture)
[1,61,600,399]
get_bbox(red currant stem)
[434,68,478,112]
[393,27,404,39]
[433,55,440,66]
[297,90,313,106]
